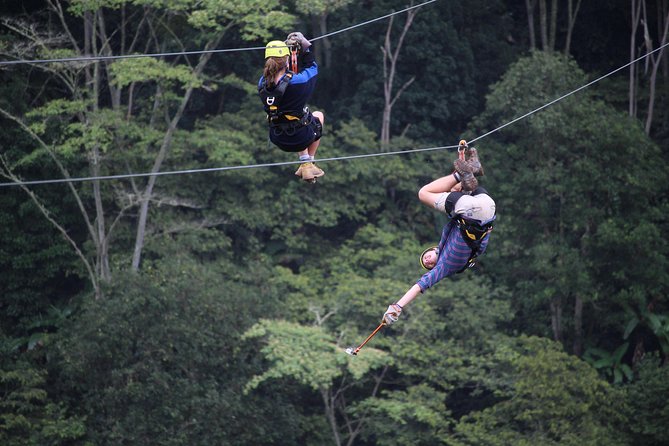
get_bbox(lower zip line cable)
[0,144,457,187]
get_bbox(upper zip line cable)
[1,40,667,188]
[0,0,438,66]
[1,5,667,187]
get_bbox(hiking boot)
[468,148,484,177]
[295,162,315,180]
[310,163,325,178]
[453,158,474,176]
[453,159,478,191]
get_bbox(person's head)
[420,246,439,270]
[263,40,289,86]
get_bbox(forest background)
[1,0,668,445]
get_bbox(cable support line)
[0,0,438,67]
[311,0,438,42]
[0,143,457,188]
[469,40,669,145]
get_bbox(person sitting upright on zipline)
[258,32,325,182]
[382,143,496,325]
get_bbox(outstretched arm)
[397,284,422,308]
[418,174,461,208]
[382,284,422,325]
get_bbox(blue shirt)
[416,221,491,292]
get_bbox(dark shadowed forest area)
[1,0,668,445]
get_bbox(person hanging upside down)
[258,32,325,182]
[382,144,496,325]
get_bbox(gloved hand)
[383,304,403,325]
[286,32,311,52]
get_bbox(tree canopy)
[1,0,668,444]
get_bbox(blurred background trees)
[0,0,667,444]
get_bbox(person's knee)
[418,186,429,203]
[419,187,441,208]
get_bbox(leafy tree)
[0,0,295,297]
[470,50,669,357]
[624,353,669,445]
[0,333,86,446]
[325,0,519,144]
[53,255,301,445]
[243,319,390,446]
[450,336,629,446]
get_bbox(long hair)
[263,57,287,88]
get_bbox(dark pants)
[269,113,323,153]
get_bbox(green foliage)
[109,58,203,89]
[54,256,300,445]
[0,357,86,445]
[622,298,669,356]
[186,0,294,37]
[353,384,451,446]
[450,336,629,446]
[624,354,669,445]
[583,343,633,384]
[243,319,389,391]
[1,2,667,445]
[472,50,669,350]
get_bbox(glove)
[286,32,311,52]
[383,304,403,325]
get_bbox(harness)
[258,72,309,135]
[454,215,495,272]
[444,188,495,272]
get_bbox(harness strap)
[260,72,296,123]
[453,215,494,273]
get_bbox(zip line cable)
[1,40,667,188]
[0,7,667,187]
[0,144,456,187]
[469,40,669,145]
[0,0,438,66]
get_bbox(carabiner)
[458,139,468,161]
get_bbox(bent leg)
[296,111,325,180]
[418,174,459,208]
[306,111,324,158]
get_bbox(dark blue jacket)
[258,50,320,152]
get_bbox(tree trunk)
[630,0,643,117]
[539,0,549,50]
[321,387,342,446]
[313,14,332,68]
[573,296,583,356]
[644,6,669,135]
[549,0,558,50]
[525,0,537,50]
[83,9,112,284]
[380,10,417,150]
[131,38,221,270]
[550,295,563,342]
[564,0,583,55]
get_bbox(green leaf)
[612,342,629,364]
[109,58,202,88]
[623,316,639,339]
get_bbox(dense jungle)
[1,0,668,445]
